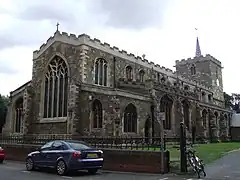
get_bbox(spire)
[195,28,201,57]
[195,37,201,57]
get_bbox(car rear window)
[68,142,91,150]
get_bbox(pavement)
[203,149,240,180]
[2,149,240,180]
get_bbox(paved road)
[204,149,240,180]
[0,161,183,180]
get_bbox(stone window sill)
[122,132,137,136]
[11,132,23,135]
[40,117,67,123]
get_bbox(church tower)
[175,35,225,107]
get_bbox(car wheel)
[26,157,35,171]
[56,160,67,176]
[88,168,98,175]
[0,159,3,164]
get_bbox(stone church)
[3,29,231,140]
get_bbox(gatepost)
[180,122,187,173]
[158,112,165,174]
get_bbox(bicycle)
[186,143,206,179]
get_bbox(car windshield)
[68,142,91,150]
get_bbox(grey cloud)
[0,23,46,51]
[18,4,76,22]
[95,0,170,29]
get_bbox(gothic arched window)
[190,65,196,75]
[15,97,23,133]
[157,73,160,82]
[160,95,173,130]
[124,103,137,133]
[126,66,133,80]
[202,109,207,128]
[139,70,145,83]
[94,58,107,86]
[43,56,68,118]
[92,99,103,128]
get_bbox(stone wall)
[1,144,169,174]
[75,90,151,136]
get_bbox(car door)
[36,141,53,167]
[45,141,65,167]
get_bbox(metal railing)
[0,134,181,150]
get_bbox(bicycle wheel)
[187,151,198,171]
[188,152,206,178]
[194,155,206,177]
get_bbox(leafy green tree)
[224,92,233,109]
[0,94,9,133]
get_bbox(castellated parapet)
[175,54,222,67]
[33,31,212,92]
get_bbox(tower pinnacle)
[195,28,201,57]
[195,37,202,57]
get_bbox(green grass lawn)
[133,142,240,164]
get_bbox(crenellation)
[46,36,54,44]
[136,56,142,61]
[70,33,77,40]
[155,64,160,68]
[78,34,89,39]
[161,66,166,71]
[120,50,128,55]
[39,43,47,51]
[206,54,222,67]
[143,59,149,63]
[176,54,222,67]
[103,42,110,48]
[129,53,135,58]
[113,46,119,51]
[149,61,154,65]
[62,32,68,36]
[89,38,95,43]
[166,68,173,72]
[93,38,101,43]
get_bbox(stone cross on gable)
[56,22,60,32]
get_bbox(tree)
[224,92,234,109]
[0,94,9,133]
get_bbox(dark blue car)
[25,140,104,176]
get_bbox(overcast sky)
[0,0,238,95]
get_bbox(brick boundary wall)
[1,144,170,174]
